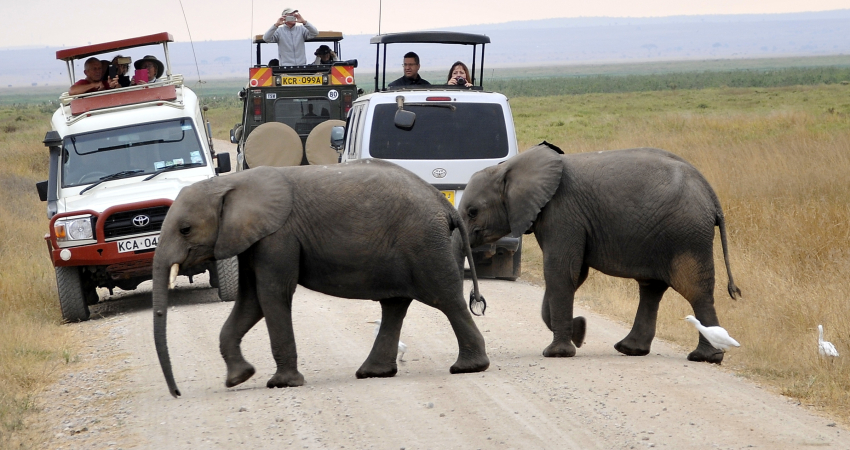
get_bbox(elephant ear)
[504,145,564,238]
[213,167,293,260]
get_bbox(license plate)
[117,235,159,253]
[279,75,323,86]
[441,190,455,206]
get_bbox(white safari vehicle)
[332,31,522,279]
[37,32,236,322]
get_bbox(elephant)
[152,160,490,398]
[458,142,741,364]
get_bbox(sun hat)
[314,45,331,56]
[134,55,164,79]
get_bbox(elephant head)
[152,167,291,397]
[459,143,564,248]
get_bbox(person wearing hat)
[133,55,165,84]
[263,7,318,66]
[310,45,338,65]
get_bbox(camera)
[285,15,296,22]
[456,77,467,86]
[108,65,118,78]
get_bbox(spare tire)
[243,122,303,168]
[305,120,346,165]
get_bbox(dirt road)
[40,275,848,450]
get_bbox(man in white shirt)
[263,8,318,66]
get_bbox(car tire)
[213,257,239,302]
[55,266,91,322]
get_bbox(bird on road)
[683,315,740,352]
[818,324,839,358]
[369,320,407,361]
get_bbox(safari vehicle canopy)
[370,31,490,91]
[230,31,359,169]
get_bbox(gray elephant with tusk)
[458,142,741,364]
[153,160,489,398]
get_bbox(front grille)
[102,206,169,239]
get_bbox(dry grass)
[513,84,850,422]
[0,105,77,448]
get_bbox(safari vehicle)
[332,31,522,280]
[37,32,236,322]
[229,32,360,169]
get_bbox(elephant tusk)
[168,264,179,289]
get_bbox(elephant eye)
[467,207,478,219]
[179,226,191,236]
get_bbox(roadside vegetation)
[1,63,849,446]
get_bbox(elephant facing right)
[458,142,742,364]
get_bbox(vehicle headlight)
[55,216,95,242]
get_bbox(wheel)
[54,266,91,322]
[213,257,239,302]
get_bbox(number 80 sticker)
[327,89,339,101]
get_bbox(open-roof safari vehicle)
[37,32,236,322]
[331,31,522,280]
[229,31,360,169]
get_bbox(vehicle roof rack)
[370,31,490,92]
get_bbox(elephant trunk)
[153,259,182,398]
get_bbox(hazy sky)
[3,0,847,49]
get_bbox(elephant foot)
[572,316,587,348]
[687,347,725,365]
[449,353,490,374]
[543,340,577,358]
[614,338,651,356]
[225,361,256,388]
[267,370,305,388]
[355,360,398,379]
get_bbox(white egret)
[369,320,407,361]
[818,325,839,358]
[683,315,740,351]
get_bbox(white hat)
[282,7,296,15]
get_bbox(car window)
[274,97,332,135]
[369,103,509,160]
[61,118,205,188]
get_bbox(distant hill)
[2,9,849,88]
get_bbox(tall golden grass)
[513,84,850,421]
[0,105,76,448]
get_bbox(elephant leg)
[417,287,489,374]
[686,295,724,364]
[614,280,667,356]
[542,264,588,347]
[356,298,412,379]
[220,254,262,388]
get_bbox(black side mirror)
[36,181,48,202]
[216,152,232,174]
[330,126,345,150]
[394,95,415,130]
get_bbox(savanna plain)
[1,67,850,447]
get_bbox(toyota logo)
[432,168,447,178]
[132,215,150,227]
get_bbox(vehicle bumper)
[472,236,521,258]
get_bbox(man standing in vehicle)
[69,57,119,95]
[263,8,318,65]
[389,52,430,87]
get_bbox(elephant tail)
[450,209,487,316]
[716,208,742,300]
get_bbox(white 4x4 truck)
[333,32,522,280]
[37,33,236,322]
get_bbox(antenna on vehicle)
[378,0,383,35]
[177,0,205,85]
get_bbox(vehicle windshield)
[369,103,509,160]
[274,97,332,135]
[61,119,206,188]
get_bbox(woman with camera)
[446,61,473,87]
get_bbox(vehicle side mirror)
[216,152,232,174]
[36,180,48,202]
[330,126,345,150]
[394,110,416,130]
[230,124,243,144]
